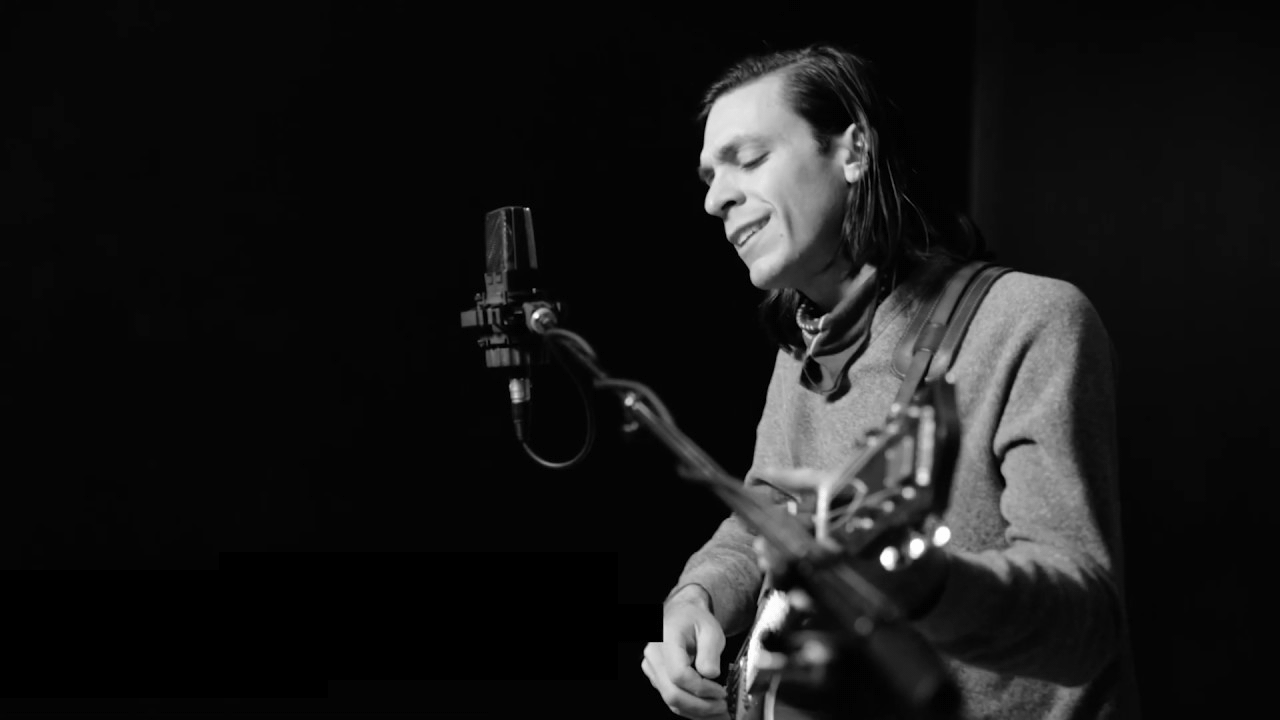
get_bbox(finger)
[693,622,725,681]
[641,656,657,687]
[658,623,696,668]
[647,642,726,700]
[754,536,773,572]
[756,466,833,491]
[645,645,730,713]
[693,704,731,720]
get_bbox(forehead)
[699,73,805,162]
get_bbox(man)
[640,44,1140,719]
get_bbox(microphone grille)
[485,206,537,276]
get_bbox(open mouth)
[736,218,769,248]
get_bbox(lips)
[730,217,770,248]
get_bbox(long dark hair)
[698,43,987,356]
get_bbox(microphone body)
[460,207,560,442]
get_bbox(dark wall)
[971,3,1276,716]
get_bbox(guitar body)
[725,378,960,720]
[729,594,904,720]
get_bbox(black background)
[4,1,1273,717]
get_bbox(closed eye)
[698,154,768,187]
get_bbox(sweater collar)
[797,263,881,396]
[796,260,947,397]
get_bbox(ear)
[837,122,870,184]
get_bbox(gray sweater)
[672,270,1141,719]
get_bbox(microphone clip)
[462,295,564,446]
[460,295,562,371]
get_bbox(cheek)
[753,161,844,248]
[774,166,843,238]
[777,191,837,248]
[797,177,847,240]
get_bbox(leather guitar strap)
[891,261,1012,410]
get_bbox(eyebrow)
[696,133,770,184]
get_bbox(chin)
[746,260,788,292]
[748,274,787,293]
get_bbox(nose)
[703,172,743,219]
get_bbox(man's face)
[698,72,854,299]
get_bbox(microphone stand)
[520,302,958,719]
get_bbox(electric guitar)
[725,377,961,720]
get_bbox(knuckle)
[643,642,663,665]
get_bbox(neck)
[800,263,872,314]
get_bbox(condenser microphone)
[460,206,557,443]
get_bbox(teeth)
[739,221,766,246]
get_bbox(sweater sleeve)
[668,512,764,637]
[913,280,1126,687]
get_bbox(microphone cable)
[516,328,597,470]
[515,325,679,471]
